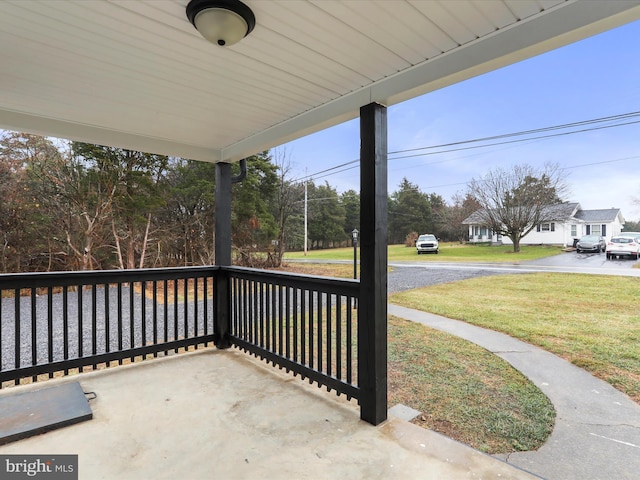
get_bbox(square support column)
[358,102,388,425]
[214,162,232,349]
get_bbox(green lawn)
[389,273,640,403]
[389,315,554,453]
[284,242,564,263]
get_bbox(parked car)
[575,235,606,253]
[606,236,640,260]
[416,234,439,254]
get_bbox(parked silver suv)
[576,235,605,253]
[416,234,439,254]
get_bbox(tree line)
[0,132,481,273]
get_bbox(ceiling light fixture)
[186,0,255,47]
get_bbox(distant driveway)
[527,249,638,269]
[388,250,640,293]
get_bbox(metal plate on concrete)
[0,382,92,445]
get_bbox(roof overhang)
[1,1,640,163]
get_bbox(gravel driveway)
[388,266,507,293]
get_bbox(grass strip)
[388,315,555,453]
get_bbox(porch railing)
[0,267,216,387]
[0,266,371,419]
[226,267,360,400]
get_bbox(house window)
[571,225,577,237]
[480,227,487,236]
[591,224,601,235]
[538,223,555,232]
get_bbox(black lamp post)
[352,228,359,279]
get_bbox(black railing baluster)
[347,298,353,384]
[48,287,53,378]
[164,279,169,348]
[278,284,283,357]
[31,289,37,380]
[129,282,135,361]
[173,279,178,352]
[105,283,110,357]
[153,280,158,357]
[203,277,208,341]
[78,285,83,365]
[301,288,306,369]
[14,289,20,384]
[246,279,251,344]
[327,293,332,379]
[92,284,97,368]
[117,283,123,365]
[285,286,291,361]
[63,286,69,373]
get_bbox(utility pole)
[304,181,308,256]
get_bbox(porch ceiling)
[1,1,639,163]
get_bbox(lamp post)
[352,228,359,279]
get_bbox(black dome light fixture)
[186,0,256,47]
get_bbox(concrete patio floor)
[0,349,538,479]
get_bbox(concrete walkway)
[389,304,640,480]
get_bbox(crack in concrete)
[556,417,640,429]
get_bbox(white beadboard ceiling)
[1,0,639,163]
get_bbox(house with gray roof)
[462,202,625,247]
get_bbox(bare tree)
[468,163,568,252]
[271,148,303,266]
[30,148,116,270]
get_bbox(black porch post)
[358,102,388,425]
[214,162,232,349]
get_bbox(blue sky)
[280,18,640,222]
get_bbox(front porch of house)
[0,102,390,426]
[0,345,537,480]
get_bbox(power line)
[387,119,640,161]
[290,110,640,183]
[390,111,640,155]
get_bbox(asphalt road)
[388,250,640,293]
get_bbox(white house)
[462,202,625,247]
